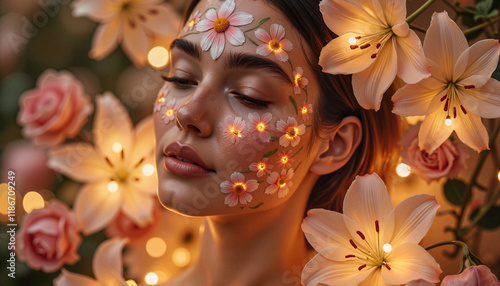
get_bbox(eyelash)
[161,75,271,109]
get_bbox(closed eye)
[233,93,271,109]
[162,75,197,87]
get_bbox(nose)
[175,85,214,137]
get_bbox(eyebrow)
[170,38,292,84]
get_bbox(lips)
[163,142,213,177]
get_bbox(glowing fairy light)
[497,171,500,181]
[233,182,247,194]
[145,272,159,285]
[23,191,45,213]
[383,243,392,253]
[172,247,191,267]
[147,46,169,68]
[301,106,308,115]
[445,117,452,126]
[285,127,299,140]
[396,163,411,178]
[277,176,287,188]
[348,37,357,45]
[157,93,165,104]
[230,127,242,138]
[257,163,266,171]
[142,164,155,176]
[165,108,174,117]
[188,19,195,28]
[112,142,123,153]
[146,237,167,258]
[107,181,119,193]
[280,155,289,164]
[268,39,283,52]
[257,122,266,132]
[126,280,138,286]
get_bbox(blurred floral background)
[0,0,499,285]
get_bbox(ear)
[309,116,362,175]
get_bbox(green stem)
[243,17,270,33]
[459,188,500,235]
[463,16,500,36]
[406,0,436,24]
[410,24,427,34]
[440,0,460,13]
[425,240,468,251]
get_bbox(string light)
[165,108,174,117]
[445,117,452,126]
[497,171,500,181]
[396,163,411,178]
[348,37,357,45]
[145,272,159,285]
[147,46,169,68]
[126,280,138,286]
[172,247,191,267]
[383,243,392,253]
[112,142,123,153]
[257,122,266,132]
[142,164,155,176]
[23,191,45,213]
[146,237,167,258]
[107,181,119,193]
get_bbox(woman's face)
[154,0,322,216]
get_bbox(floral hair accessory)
[196,0,254,60]
[255,23,293,62]
[183,10,201,33]
[220,172,259,207]
[221,115,246,144]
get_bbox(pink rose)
[17,69,93,147]
[105,202,160,244]
[17,200,82,273]
[441,265,500,286]
[399,122,468,183]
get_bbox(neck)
[187,173,319,286]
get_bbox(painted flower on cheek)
[255,23,293,62]
[265,168,294,198]
[249,158,273,177]
[293,67,309,95]
[276,149,293,169]
[162,99,176,125]
[221,115,246,144]
[299,102,313,121]
[276,117,306,147]
[248,112,274,142]
[301,173,442,286]
[196,0,254,60]
[392,12,500,153]
[154,85,168,112]
[183,10,201,33]
[319,0,430,110]
[220,172,258,207]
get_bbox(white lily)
[393,11,500,153]
[48,92,157,235]
[301,173,442,286]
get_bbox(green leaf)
[263,148,279,157]
[270,136,279,142]
[288,95,298,115]
[250,202,264,209]
[443,179,470,206]
[470,206,500,229]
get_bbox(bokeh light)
[146,237,167,258]
[23,191,45,213]
[148,46,169,68]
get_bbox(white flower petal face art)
[154,0,321,215]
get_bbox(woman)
[154,0,402,284]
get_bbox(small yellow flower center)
[188,19,195,28]
[233,182,246,194]
[157,93,165,103]
[257,122,266,132]
[214,17,230,33]
[257,163,266,171]
[268,40,282,52]
[230,127,241,137]
[280,155,289,164]
[285,127,298,139]
[277,176,287,188]
[294,74,302,86]
[301,106,308,114]
[165,109,174,117]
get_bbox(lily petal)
[455,39,500,85]
[302,208,354,251]
[47,143,113,182]
[74,181,122,235]
[93,238,127,285]
[396,30,430,84]
[383,243,441,284]
[379,0,407,26]
[359,268,385,286]
[389,194,440,245]
[424,12,468,81]
[141,4,181,36]
[352,38,398,110]
[392,79,445,117]
[459,78,500,118]
[122,20,150,66]
[454,111,489,152]
[71,0,117,22]
[54,269,100,286]
[129,116,155,167]
[122,185,154,227]
[418,107,454,153]
[89,17,121,60]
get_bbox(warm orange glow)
[280,156,289,164]
[301,106,308,114]
[107,181,119,193]
[294,74,301,86]
[257,163,266,171]
[214,17,230,33]
[165,109,174,117]
[396,163,411,177]
[445,117,452,126]
[233,182,246,194]
[146,237,167,258]
[145,272,159,285]
[285,127,298,139]
[277,177,287,188]
[268,40,282,52]
[126,280,138,286]
[157,93,165,103]
[148,46,169,68]
[257,122,266,132]
[230,127,242,137]
[112,142,123,153]
[23,191,45,213]
[188,19,195,27]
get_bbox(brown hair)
[182,0,404,212]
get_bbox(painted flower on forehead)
[266,168,294,198]
[301,173,442,286]
[248,112,274,142]
[319,0,430,110]
[299,102,313,121]
[276,149,293,169]
[196,0,254,60]
[249,158,273,177]
[255,23,293,62]
[220,172,258,207]
[162,99,176,125]
[154,85,168,112]
[293,67,309,95]
[183,10,201,33]
[221,115,246,144]
[276,117,306,147]
[393,12,500,153]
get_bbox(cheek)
[154,84,178,136]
